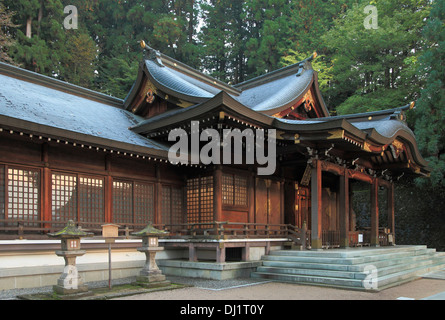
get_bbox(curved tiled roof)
[235,69,314,113]
[126,47,329,116]
[145,59,216,101]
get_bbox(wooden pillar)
[104,155,112,223]
[213,165,222,222]
[280,179,285,224]
[339,172,349,248]
[41,143,51,230]
[370,178,379,247]
[310,159,323,249]
[387,182,395,245]
[248,170,255,223]
[155,165,162,225]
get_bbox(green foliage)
[322,0,431,114]
[280,49,333,91]
[414,0,445,189]
[0,3,18,64]
[395,178,445,251]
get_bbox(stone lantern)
[48,220,93,296]
[131,223,170,288]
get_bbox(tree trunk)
[37,3,43,37]
[26,16,32,38]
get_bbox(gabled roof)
[0,61,170,159]
[0,50,430,177]
[124,45,329,118]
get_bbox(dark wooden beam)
[387,182,395,244]
[213,165,222,222]
[339,171,349,248]
[310,159,323,249]
[370,178,379,247]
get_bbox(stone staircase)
[251,245,445,291]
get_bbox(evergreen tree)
[0,3,18,65]
[242,0,292,78]
[3,0,97,88]
[414,0,445,188]
[322,0,431,114]
[5,0,66,75]
[200,0,246,83]
[72,0,201,97]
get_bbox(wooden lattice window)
[222,174,234,205]
[52,172,77,221]
[134,182,154,224]
[78,176,104,223]
[186,176,213,225]
[112,180,133,224]
[234,175,247,206]
[112,180,154,224]
[7,167,40,222]
[162,185,183,226]
[187,178,199,224]
[222,173,247,207]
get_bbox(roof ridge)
[0,61,124,108]
[234,53,316,90]
[140,41,241,96]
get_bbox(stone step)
[252,261,445,291]
[251,245,445,291]
[262,247,434,266]
[258,254,445,281]
[269,246,435,263]
[268,245,428,259]
[262,250,442,273]
[251,271,365,289]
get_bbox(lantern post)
[131,223,171,288]
[48,220,93,297]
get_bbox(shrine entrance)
[309,159,395,250]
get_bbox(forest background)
[0,0,444,250]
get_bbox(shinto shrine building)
[0,44,440,291]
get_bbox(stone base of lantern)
[136,275,171,289]
[135,246,171,288]
[136,269,171,288]
[53,284,93,298]
[52,250,93,298]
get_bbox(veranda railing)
[0,219,310,248]
[0,218,392,248]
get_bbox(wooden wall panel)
[269,181,281,225]
[222,210,248,224]
[110,156,156,180]
[284,181,296,225]
[322,188,338,231]
[48,144,105,173]
[0,135,41,165]
[255,178,268,224]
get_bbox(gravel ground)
[2,275,444,301]
[111,277,445,300]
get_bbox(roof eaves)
[0,114,169,159]
[130,91,276,135]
